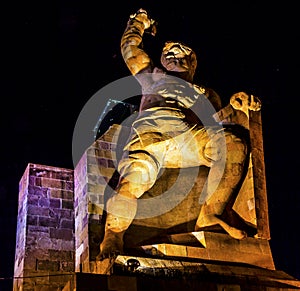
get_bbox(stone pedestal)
[138,231,275,270]
[62,256,300,290]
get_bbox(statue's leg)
[195,129,249,239]
[98,135,166,259]
[98,193,137,258]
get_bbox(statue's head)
[160,41,197,81]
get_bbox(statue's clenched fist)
[129,8,157,36]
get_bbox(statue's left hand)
[230,92,262,113]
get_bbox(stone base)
[63,255,300,290]
[138,231,276,270]
[70,231,300,290]
[86,231,275,274]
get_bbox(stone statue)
[97,8,257,259]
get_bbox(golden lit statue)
[98,8,256,259]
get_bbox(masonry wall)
[13,163,75,290]
[74,124,123,273]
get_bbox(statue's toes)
[96,249,120,261]
[228,227,247,240]
[96,240,123,261]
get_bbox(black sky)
[1,0,299,289]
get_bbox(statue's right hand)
[129,8,154,31]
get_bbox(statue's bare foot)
[227,226,247,240]
[195,214,247,240]
[96,230,124,261]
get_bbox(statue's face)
[160,41,197,75]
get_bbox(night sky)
[1,0,299,289]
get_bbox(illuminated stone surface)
[62,256,300,290]
[13,163,74,290]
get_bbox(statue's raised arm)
[120,8,156,76]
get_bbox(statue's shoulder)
[193,84,222,111]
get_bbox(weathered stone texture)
[74,124,121,273]
[249,110,270,239]
[13,163,75,291]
